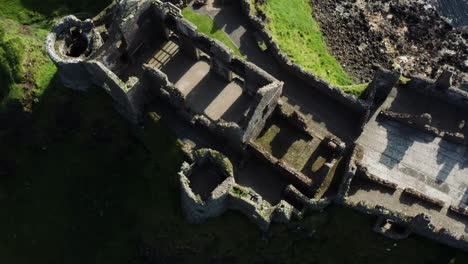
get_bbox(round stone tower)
[45,15,103,90]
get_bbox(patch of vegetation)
[231,186,248,197]
[0,0,111,110]
[255,119,316,172]
[253,0,368,96]
[0,21,24,100]
[0,18,57,110]
[257,40,268,51]
[341,83,370,98]
[255,123,280,153]
[181,8,243,57]
[0,0,110,25]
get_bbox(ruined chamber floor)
[153,40,253,125]
[347,177,468,236]
[358,117,468,206]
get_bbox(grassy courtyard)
[182,8,242,57]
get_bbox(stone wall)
[115,0,154,55]
[239,0,368,115]
[380,110,466,145]
[85,61,141,122]
[243,81,283,142]
[406,76,468,111]
[45,15,103,90]
[247,142,314,196]
[338,146,468,251]
[144,1,283,145]
[178,148,302,231]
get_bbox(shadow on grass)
[1,74,467,264]
[0,73,185,264]
[0,72,11,102]
[19,0,112,19]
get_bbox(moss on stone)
[231,186,248,197]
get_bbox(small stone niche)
[188,149,234,201]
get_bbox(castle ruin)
[46,0,468,251]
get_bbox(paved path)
[191,0,360,142]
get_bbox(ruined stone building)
[341,75,468,249]
[46,0,468,251]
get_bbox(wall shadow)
[378,119,431,169]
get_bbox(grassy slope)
[0,18,55,109]
[182,8,243,57]
[0,83,186,264]
[0,0,110,109]
[0,1,468,264]
[255,0,368,96]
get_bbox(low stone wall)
[402,188,445,209]
[85,60,141,123]
[355,162,398,190]
[449,205,468,217]
[247,142,314,196]
[380,110,466,145]
[340,198,468,251]
[179,148,303,231]
[283,184,332,212]
[143,64,185,107]
[313,158,339,199]
[373,216,412,240]
[338,147,468,251]
[239,0,368,115]
[275,101,315,138]
[406,76,468,111]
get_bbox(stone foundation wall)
[407,76,468,111]
[338,146,468,251]
[380,111,466,145]
[247,142,314,196]
[178,148,303,231]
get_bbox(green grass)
[181,8,242,57]
[0,0,110,24]
[0,0,111,110]
[0,18,56,109]
[254,0,368,96]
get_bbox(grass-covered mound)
[252,0,368,96]
[182,8,242,57]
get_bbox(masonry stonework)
[46,0,468,252]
